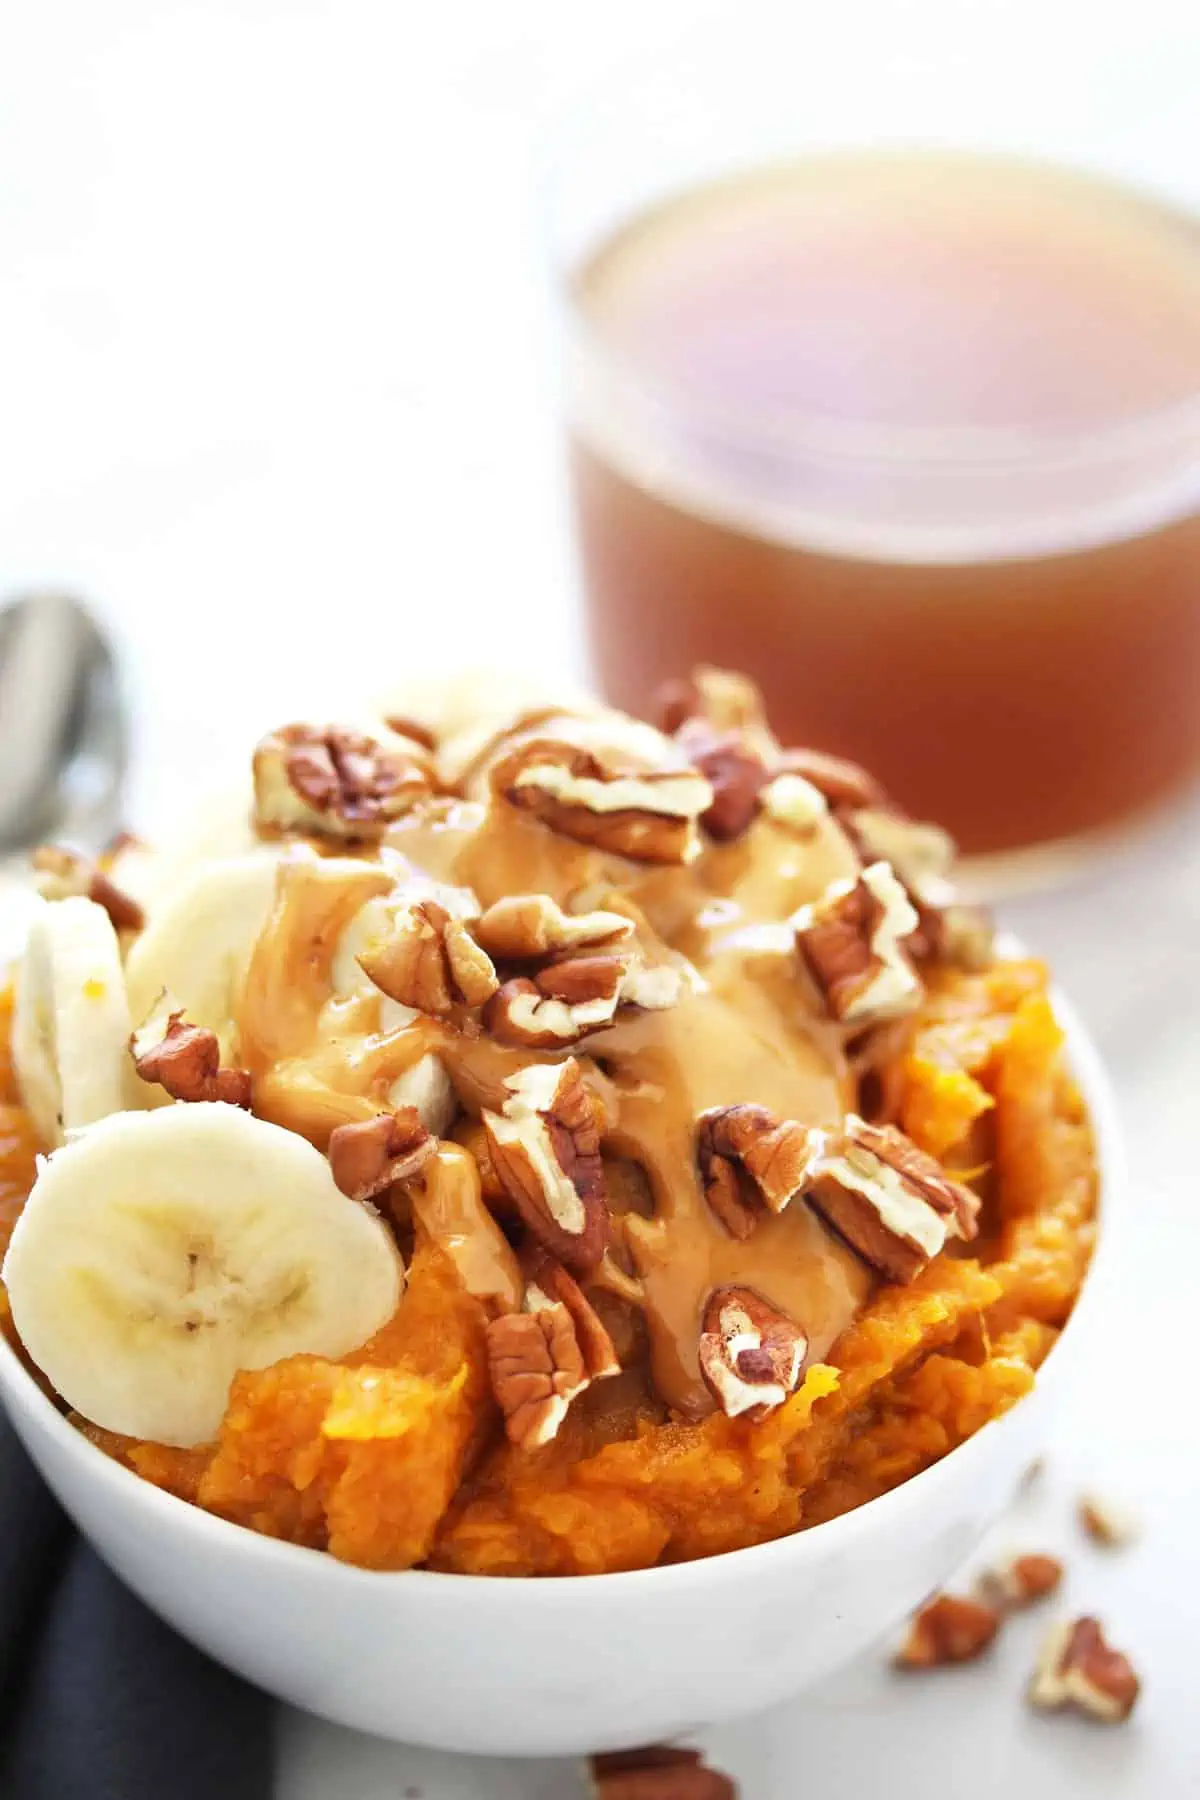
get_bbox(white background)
[0,2,1197,1795]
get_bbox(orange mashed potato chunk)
[1,961,1097,1574]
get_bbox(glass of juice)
[551,1,1200,883]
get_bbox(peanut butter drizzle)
[409,1144,523,1313]
[434,794,868,1418]
[236,856,439,1147]
[233,760,872,1418]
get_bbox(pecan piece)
[895,1594,1001,1667]
[655,664,779,762]
[1029,1618,1140,1723]
[696,1105,826,1239]
[522,1244,620,1383]
[697,1286,808,1420]
[358,898,497,1016]
[803,1114,979,1283]
[490,718,713,864]
[253,722,433,841]
[978,1552,1064,1611]
[673,718,768,842]
[473,893,633,961]
[1078,1494,1140,1548]
[589,1745,738,1800]
[843,805,993,967]
[131,1004,252,1107]
[482,1059,611,1271]
[327,1106,435,1202]
[792,861,922,1025]
[32,844,145,934]
[484,955,680,1050]
[775,746,886,811]
[486,1249,619,1449]
[486,1309,582,1449]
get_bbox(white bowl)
[0,989,1120,1757]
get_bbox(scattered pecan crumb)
[695,1104,824,1238]
[697,1286,807,1420]
[1029,1618,1140,1722]
[32,844,145,934]
[131,1007,252,1108]
[589,1745,738,1800]
[327,1107,435,1202]
[978,1552,1064,1611]
[1078,1494,1140,1548]
[895,1594,1001,1667]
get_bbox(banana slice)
[389,1052,456,1135]
[2,1104,404,1447]
[124,852,284,1059]
[11,896,135,1146]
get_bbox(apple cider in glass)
[567,150,1200,863]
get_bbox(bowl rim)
[0,974,1122,1602]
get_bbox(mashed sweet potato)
[0,960,1097,1574]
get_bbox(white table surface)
[0,2,1197,1795]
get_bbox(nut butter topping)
[221,680,985,1423]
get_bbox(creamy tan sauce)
[232,730,873,1416]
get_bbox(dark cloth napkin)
[0,1408,272,1800]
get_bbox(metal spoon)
[0,593,127,856]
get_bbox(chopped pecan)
[131,1004,252,1107]
[655,664,779,763]
[32,844,145,934]
[673,718,768,842]
[523,1245,620,1384]
[696,1105,826,1239]
[482,1059,611,1271]
[327,1106,435,1202]
[776,746,886,811]
[697,1286,808,1420]
[841,806,994,969]
[486,1308,583,1449]
[1078,1494,1140,1548]
[484,955,681,1050]
[589,1745,738,1800]
[485,1247,620,1449]
[490,716,713,864]
[978,1553,1064,1611]
[473,893,633,961]
[803,1114,979,1283]
[358,898,497,1016]
[1029,1618,1140,1722]
[253,722,433,841]
[895,1594,1001,1667]
[792,861,922,1025]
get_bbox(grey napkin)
[0,1408,272,1800]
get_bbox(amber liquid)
[570,151,1200,857]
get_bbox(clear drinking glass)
[549,0,1200,886]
